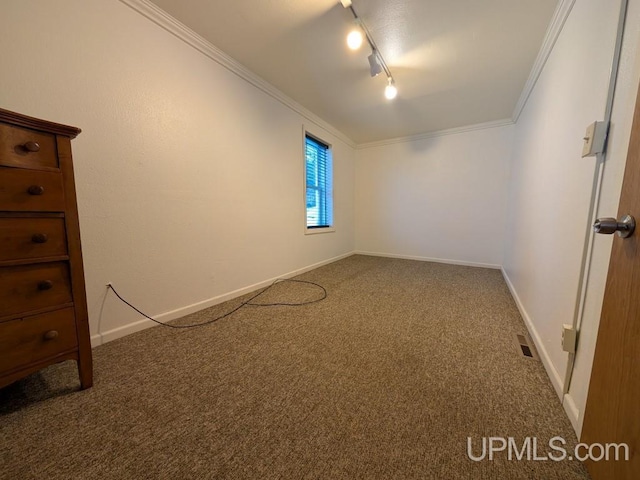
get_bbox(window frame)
[303,128,335,235]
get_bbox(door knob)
[593,214,636,238]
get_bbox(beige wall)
[0,0,356,344]
[354,125,514,268]
[503,0,640,434]
[568,0,640,436]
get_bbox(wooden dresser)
[0,108,92,390]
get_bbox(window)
[305,133,333,231]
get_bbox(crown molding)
[119,0,574,151]
[512,0,577,122]
[356,118,515,150]
[118,0,357,148]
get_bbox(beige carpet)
[0,255,590,479]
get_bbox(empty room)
[1,0,640,479]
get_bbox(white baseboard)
[355,250,501,270]
[562,393,580,436]
[501,268,564,399]
[91,251,355,347]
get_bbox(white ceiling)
[148,0,559,144]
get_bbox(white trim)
[305,227,336,235]
[501,268,565,399]
[356,119,514,150]
[118,0,356,149]
[91,251,355,347]
[355,250,501,269]
[562,392,580,435]
[512,0,577,122]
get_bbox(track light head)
[368,51,383,77]
[385,78,398,100]
[347,29,363,50]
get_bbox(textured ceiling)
[148,0,558,144]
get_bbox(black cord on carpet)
[106,279,327,329]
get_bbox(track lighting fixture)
[340,0,397,100]
[368,51,383,77]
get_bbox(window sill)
[305,227,336,235]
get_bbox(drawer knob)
[32,233,49,244]
[37,280,54,291]
[28,185,45,196]
[43,330,59,341]
[23,141,41,153]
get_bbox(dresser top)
[0,108,81,139]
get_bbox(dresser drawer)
[0,307,78,374]
[0,262,72,318]
[0,217,67,262]
[0,168,65,211]
[0,122,58,170]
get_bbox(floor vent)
[515,334,537,359]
